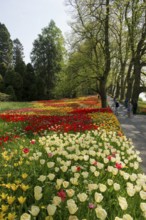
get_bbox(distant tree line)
[0,0,146,113]
[0,20,66,101]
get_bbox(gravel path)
[108,96,146,174]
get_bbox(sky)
[0,0,71,63]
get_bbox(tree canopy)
[31,20,66,99]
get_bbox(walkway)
[108,96,146,174]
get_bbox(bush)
[0,92,11,101]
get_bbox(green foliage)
[0,92,11,101]
[60,45,98,97]
[4,69,23,100]
[31,20,66,99]
[138,100,146,115]
[0,23,13,66]
[0,74,4,91]
[13,38,24,66]
[0,1,145,104]
[0,62,7,77]
[5,85,16,100]
[52,70,73,98]
[4,68,15,87]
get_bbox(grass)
[138,100,146,115]
[0,102,33,136]
[0,101,33,112]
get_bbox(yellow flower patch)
[90,112,121,132]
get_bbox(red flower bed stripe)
[69,107,112,114]
[0,106,112,133]
[0,113,98,133]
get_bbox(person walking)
[127,101,132,118]
[124,98,129,108]
[115,100,119,115]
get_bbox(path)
[108,96,146,174]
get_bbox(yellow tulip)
[20,183,29,191]
[1,193,8,200]
[7,212,17,220]
[0,212,5,219]
[11,184,18,191]
[15,180,21,184]
[18,160,23,165]
[1,205,9,212]
[21,173,28,179]
[6,183,11,189]
[14,163,18,167]
[7,196,15,205]
[18,196,26,204]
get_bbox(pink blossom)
[93,161,98,165]
[48,152,53,157]
[88,203,95,209]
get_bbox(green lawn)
[138,100,146,114]
[0,101,33,112]
[0,102,33,136]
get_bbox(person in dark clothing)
[124,98,129,108]
[127,101,132,118]
[115,100,119,115]
[132,101,138,114]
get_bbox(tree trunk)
[119,65,126,100]
[120,75,125,100]
[99,79,107,108]
[112,85,116,97]
[100,0,110,108]
[120,86,125,101]
[115,81,120,99]
[126,78,134,100]
[125,59,133,100]
[132,60,141,103]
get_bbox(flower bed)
[0,96,146,219]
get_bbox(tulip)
[118,197,128,210]
[29,205,40,216]
[20,213,31,220]
[47,204,57,216]
[18,196,26,204]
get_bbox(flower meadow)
[0,96,146,220]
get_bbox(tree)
[130,1,146,104]
[0,23,13,68]
[31,20,65,99]
[65,42,98,97]
[4,68,23,100]
[109,1,130,100]
[12,38,29,100]
[13,38,26,74]
[13,72,23,100]
[66,0,111,107]
[4,69,15,88]
[5,85,16,100]
[23,63,38,101]
[0,74,4,91]
[13,38,24,66]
